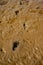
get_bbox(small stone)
[2,48,6,53]
[8,58,11,63]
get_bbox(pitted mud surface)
[0,0,43,65]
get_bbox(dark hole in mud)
[0,48,3,52]
[20,1,22,5]
[0,0,8,5]
[0,21,1,23]
[36,6,40,9]
[12,41,19,51]
[23,23,26,29]
[15,10,19,15]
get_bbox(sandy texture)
[0,0,43,65]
